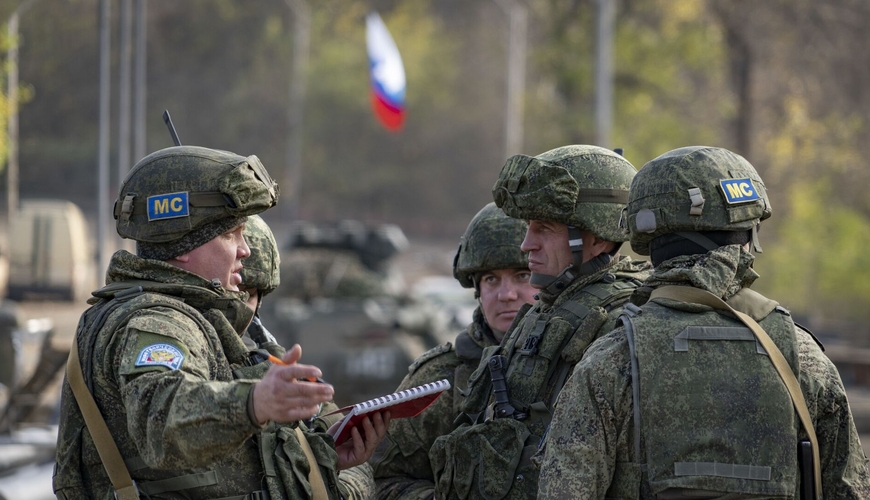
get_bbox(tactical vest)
[430,272,641,500]
[452,329,490,415]
[612,288,802,499]
[53,281,343,500]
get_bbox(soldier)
[238,213,381,499]
[371,202,537,499]
[238,214,287,356]
[428,145,652,499]
[54,146,388,500]
[538,146,870,499]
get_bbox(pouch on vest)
[631,304,799,498]
[430,417,532,500]
[260,424,342,500]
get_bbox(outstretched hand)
[332,410,391,470]
[252,344,334,424]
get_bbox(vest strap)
[293,427,329,500]
[674,461,771,481]
[137,470,219,495]
[650,285,822,500]
[673,326,766,354]
[66,336,140,500]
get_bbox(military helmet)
[114,146,279,243]
[492,145,636,242]
[453,202,529,288]
[626,146,771,255]
[240,215,281,298]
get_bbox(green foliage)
[9,0,870,326]
[612,0,731,168]
[754,97,870,320]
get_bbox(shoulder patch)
[135,343,185,370]
[408,342,453,375]
[719,178,760,204]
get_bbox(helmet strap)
[570,226,614,275]
[530,266,579,295]
[751,224,763,253]
[675,231,720,252]
[530,226,613,294]
[568,225,585,270]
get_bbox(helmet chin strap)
[530,226,613,295]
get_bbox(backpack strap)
[67,335,140,500]
[650,285,821,500]
[294,427,329,500]
[620,303,645,475]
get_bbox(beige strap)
[294,426,329,500]
[66,336,140,499]
[651,286,822,500]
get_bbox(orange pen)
[267,354,326,384]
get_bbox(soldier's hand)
[333,410,391,470]
[251,344,334,424]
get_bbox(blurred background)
[1,0,869,497]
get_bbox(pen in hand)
[267,354,327,384]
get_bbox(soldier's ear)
[169,252,192,263]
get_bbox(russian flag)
[366,12,406,132]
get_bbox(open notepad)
[326,379,451,445]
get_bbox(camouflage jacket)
[429,256,651,499]
[538,246,870,499]
[53,251,363,500]
[371,307,500,500]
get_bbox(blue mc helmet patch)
[719,178,760,205]
[147,191,190,221]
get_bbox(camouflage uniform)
[372,308,500,500]
[53,146,355,499]
[538,146,870,499]
[372,202,530,500]
[240,214,376,499]
[54,251,348,499]
[428,146,652,499]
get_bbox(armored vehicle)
[258,220,451,407]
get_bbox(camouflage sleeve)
[796,328,870,498]
[339,462,376,500]
[113,307,260,469]
[537,329,634,499]
[371,349,462,500]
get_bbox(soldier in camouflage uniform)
[239,214,379,499]
[54,146,387,500]
[428,145,652,499]
[371,202,537,499]
[538,146,870,499]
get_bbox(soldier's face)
[172,223,251,291]
[521,220,573,286]
[478,268,536,339]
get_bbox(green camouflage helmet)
[626,146,772,255]
[492,145,636,242]
[240,215,281,297]
[453,202,529,288]
[114,146,279,243]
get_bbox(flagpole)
[284,0,310,222]
[493,0,527,158]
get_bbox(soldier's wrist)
[247,382,267,428]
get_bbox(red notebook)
[326,379,451,445]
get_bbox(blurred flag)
[366,12,406,131]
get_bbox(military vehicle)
[258,220,452,407]
[8,200,95,301]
